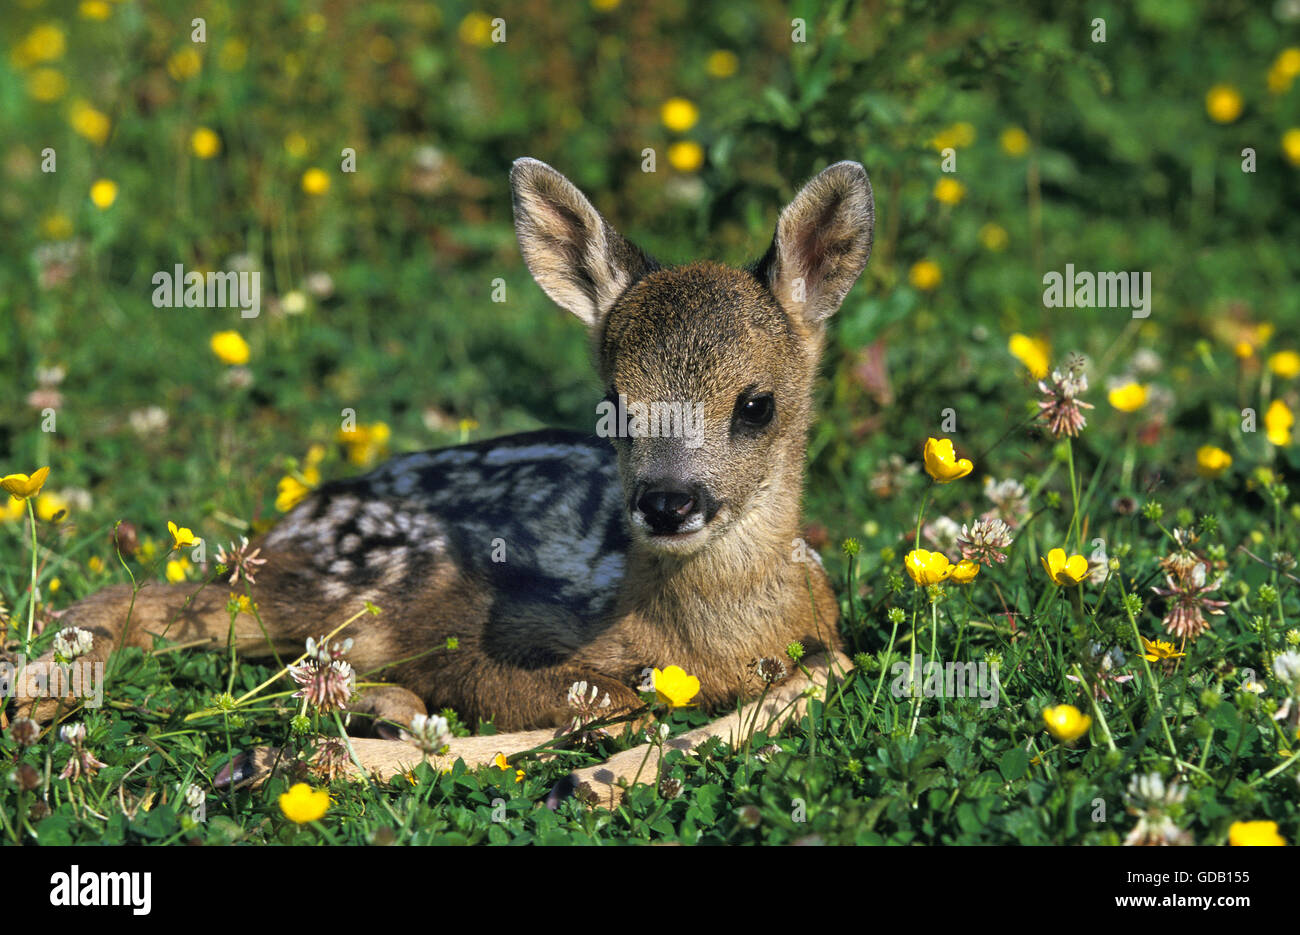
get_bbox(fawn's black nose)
[635,483,701,535]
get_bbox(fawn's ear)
[511,157,656,327]
[757,160,874,323]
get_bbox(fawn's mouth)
[631,505,725,553]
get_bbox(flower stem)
[1065,437,1081,553]
[1071,664,1117,752]
[908,600,939,738]
[870,607,903,717]
[914,483,933,551]
[1118,576,1179,760]
[25,499,37,653]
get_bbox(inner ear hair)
[511,157,657,327]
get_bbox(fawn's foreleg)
[280,651,849,806]
[553,650,851,809]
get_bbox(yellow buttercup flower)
[660,97,699,133]
[1277,48,1300,79]
[905,549,953,586]
[1107,382,1148,412]
[667,140,704,173]
[26,67,67,102]
[1041,548,1088,586]
[1000,126,1029,156]
[301,168,330,195]
[1269,350,1300,378]
[275,475,311,512]
[1270,64,1293,94]
[1008,333,1050,379]
[1265,399,1294,446]
[978,222,1008,252]
[492,752,525,782]
[1,467,50,501]
[167,48,202,81]
[908,259,941,291]
[458,12,494,47]
[303,444,325,486]
[1205,84,1242,124]
[79,1,112,20]
[1042,704,1091,742]
[1139,636,1185,662]
[1196,445,1232,478]
[191,127,221,159]
[933,177,965,205]
[48,577,61,594]
[1283,129,1300,167]
[168,521,198,549]
[949,559,980,584]
[88,555,105,573]
[210,330,250,366]
[930,122,975,151]
[337,422,391,467]
[90,179,118,210]
[706,50,738,78]
[652,665,700,708]
[36,492,69,522]
[219,38,248,71]
[283,132,310,159]
[2,498,25,523]
[11,23,66,67]
[922,437,973,483]
[1228,820,1286,846]
[69,101,111,144]
[165,558,190,583]
[278,783,330,823]
[42,213,73,240]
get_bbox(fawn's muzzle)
[633,481,714,536]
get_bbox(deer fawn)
[13,157,873,805]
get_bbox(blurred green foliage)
[1,0,1298,541]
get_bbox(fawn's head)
[512,158,873,556]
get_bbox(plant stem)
[25,499,38,653]
[1065,437,1081,553]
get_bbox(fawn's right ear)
[511,158,657,327]
[757,160,874,324]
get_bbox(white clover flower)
[304,635,354,663]
[1272,651,1300,691]
[183,783,205,809]
[406,713,452,755]
[53,626,94,660]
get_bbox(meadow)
[2,0,1299,845]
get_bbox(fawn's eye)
[733,392,775,431]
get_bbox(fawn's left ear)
[511,157,657,328]
[757,161,874,323]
